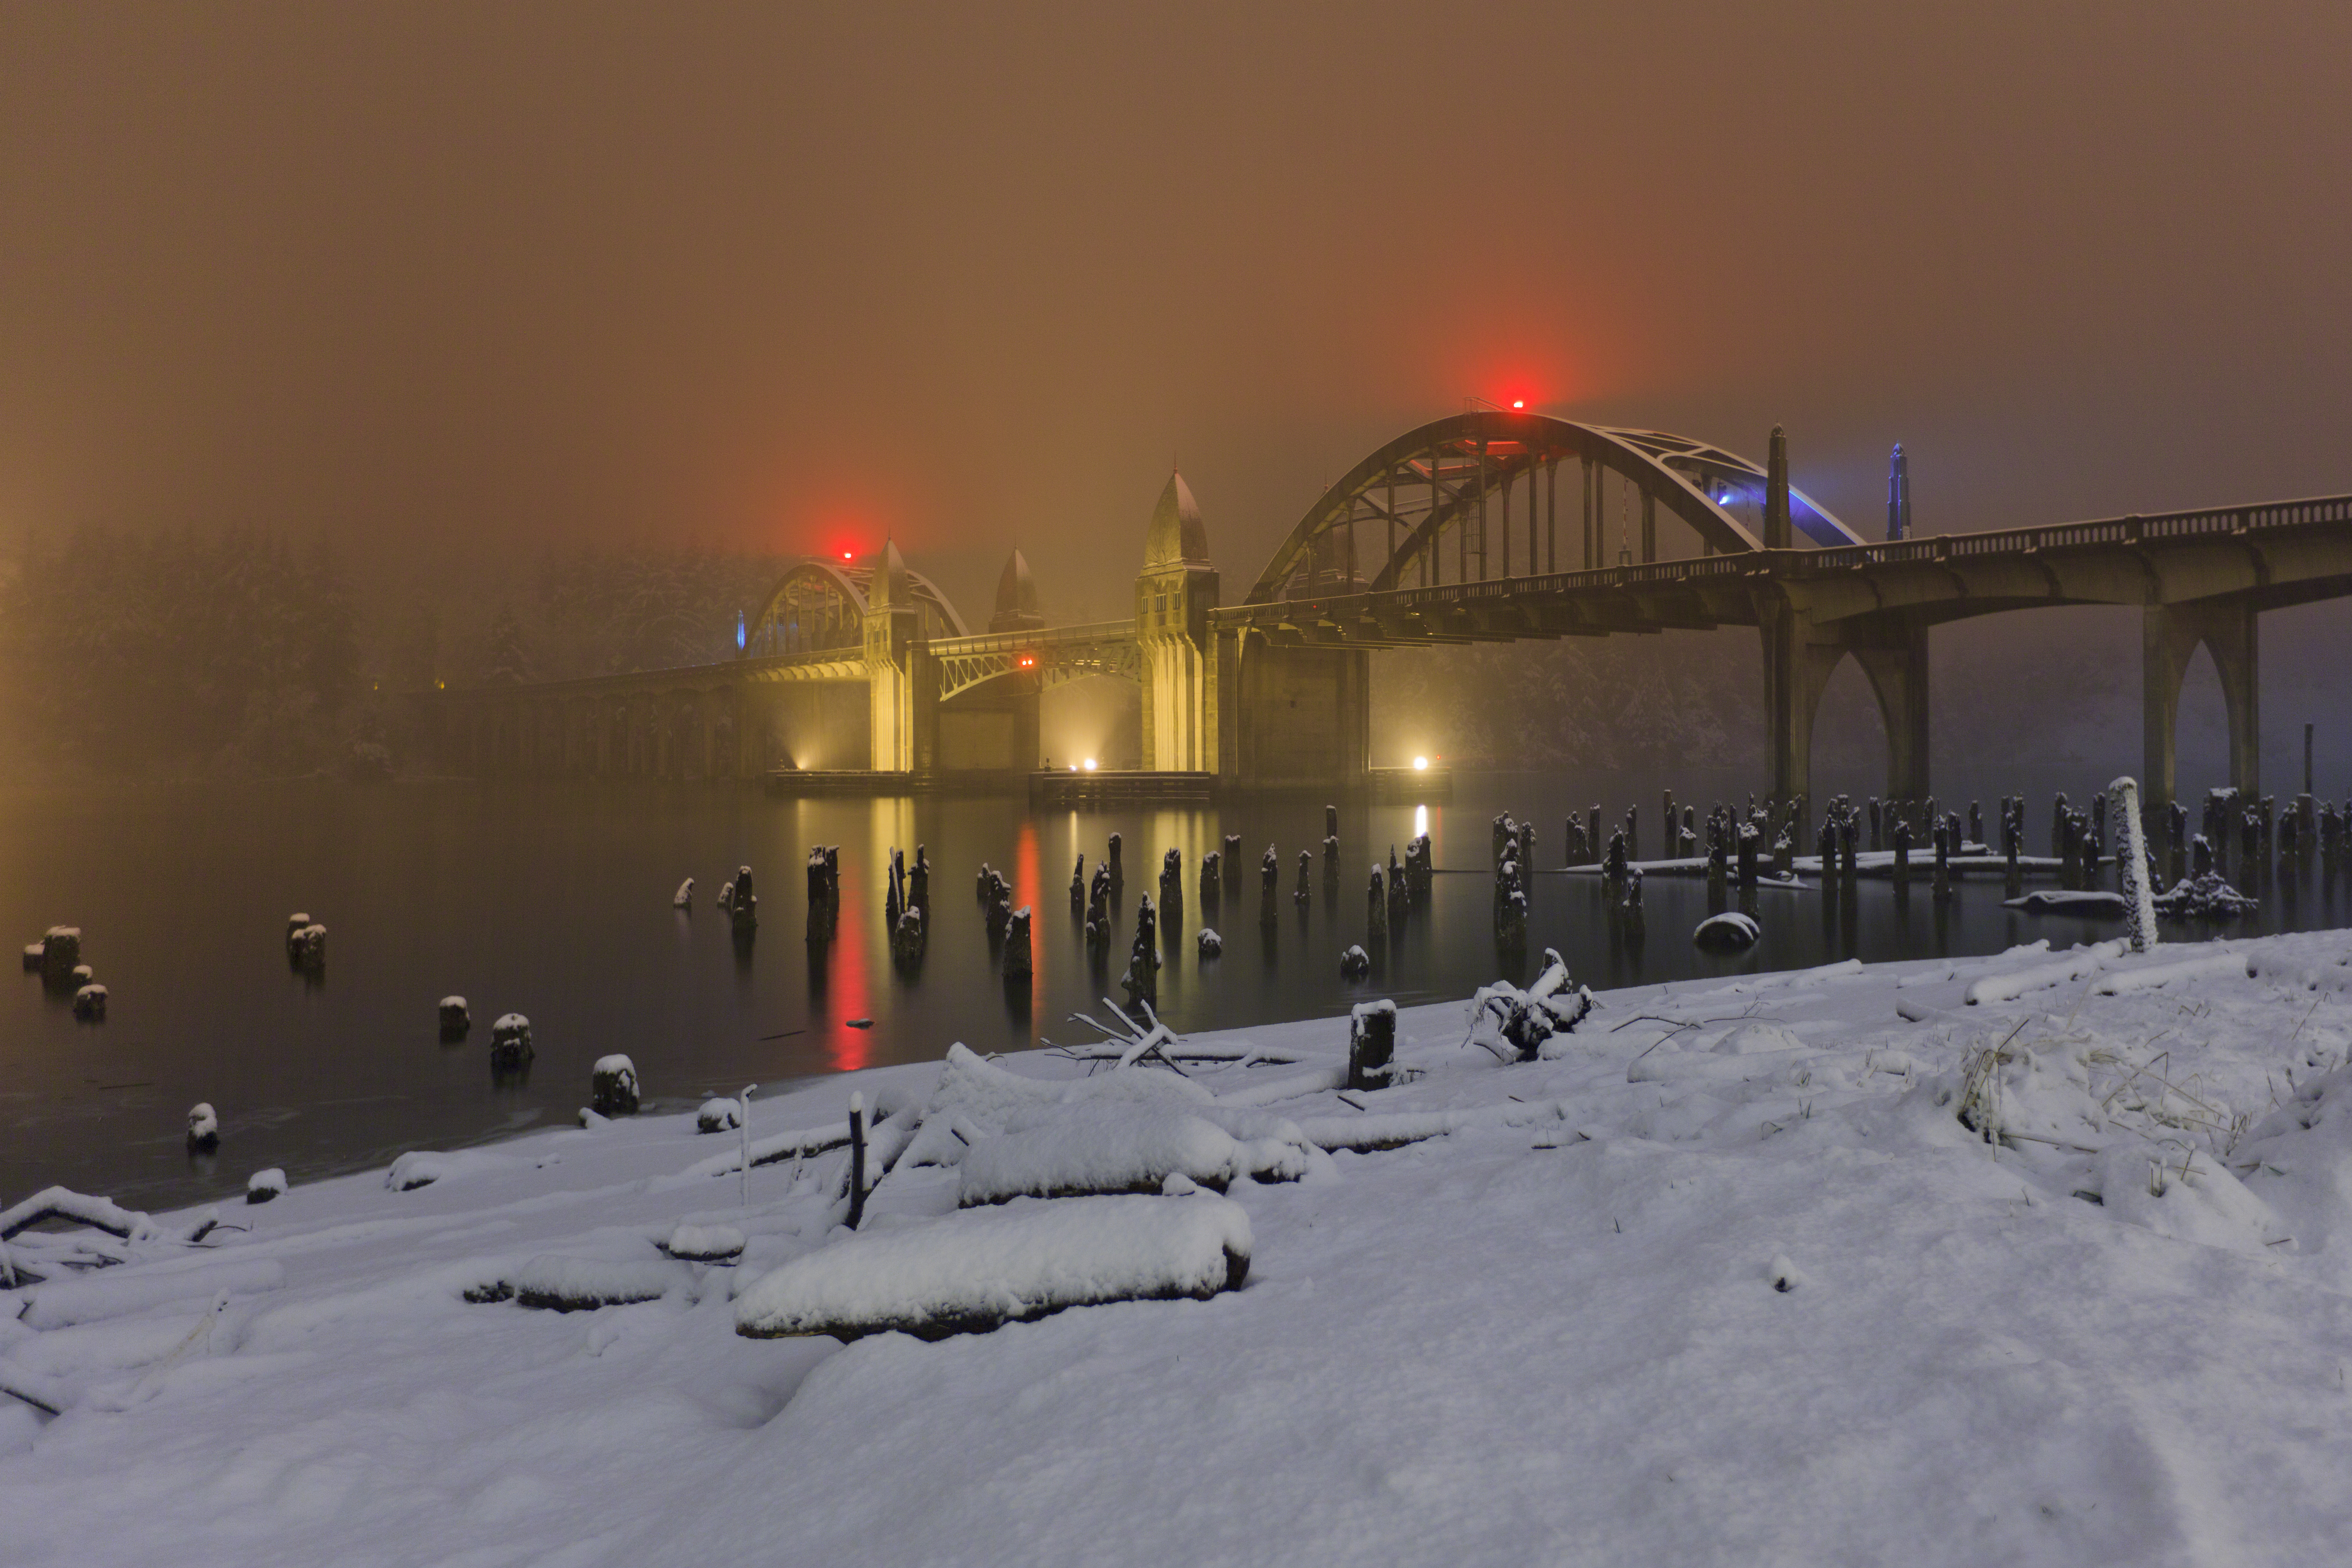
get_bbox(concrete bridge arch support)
[1764,604,1930,819]
[2144,597,2258,809]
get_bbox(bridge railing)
[1800,493,2352,573]
[932,619,1139,656]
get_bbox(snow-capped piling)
[1199,849,1221,904]
[187,1103,219,1152]
[1222,834,1242,879]
[287,922,326,972]
[892,904,927,967]
[1367,865,1388,945]
[1891,820,1912,890]
[439,996,470,1041]
[1294,849,1311,905]
[1106,833,1123,884]
[1087,862,1113,945]
[246,1168,285,1204]
[1339,944,1370,978]
[1349,999,1396,1090]
[2108,777,2159,952]
[72,983,106,1021]
[1621,866,1646,944]
[673,877,694,909]
[1069,852,1088,912]
[1260,845,1279,923]
[1123,895,1160,1001]
[729,865,757,932]
[909,846,930,916]
[33,928,82,976]
[1004,905,1033,978]
[807,846,841,939]
[489,1013,533,1069]
[846,1092,869,1229]
[590,1055,640,1116]
[1160,846,1182,910]
[1933,817,1952,903]
[1196,927,1222,958]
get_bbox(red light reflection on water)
[826,864,871,1073]
[1012,819,1041,1032]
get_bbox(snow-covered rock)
[185,1103,218,1151]
[245,1168,287,1204]
[71,982,106,1020]
[696,1096,744,1134]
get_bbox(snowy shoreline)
[7,930,2352,1565]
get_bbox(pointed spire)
[1764,426,1791,550]
[1887,443,1910,541]
[870,537,910,608]
[1144,471,1209,569]
[990,547,1044,632]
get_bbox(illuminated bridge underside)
[429,406,2352,815]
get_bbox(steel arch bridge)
[428,407,2352,817]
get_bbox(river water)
[5,770,2342,1211]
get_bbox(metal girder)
[1245,411,1863,605]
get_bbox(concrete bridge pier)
[1764,604,1930,826]
[2143,597,2259,811]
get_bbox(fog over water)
[4,7,2352,1210]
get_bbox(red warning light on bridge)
[1017,654,1035,669]
[1511,399,1525,410]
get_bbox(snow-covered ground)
[8,930,2352,1566]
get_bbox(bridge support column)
[863,541,934,772]
[2144,597,2259,810]
[1764,605,1929,823]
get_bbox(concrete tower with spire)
[1136,473,1220,771]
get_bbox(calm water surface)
[6,771,2341,1210]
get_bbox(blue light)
[735,613,746,651]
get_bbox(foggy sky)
[4,1,2349,625]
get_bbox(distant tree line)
[0,529,789,779]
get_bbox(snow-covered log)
[1693,912,1760,950]
[1,1187,157,1243]
[673,877,694,909]
[661,1223,745,1262]
[958,1104,1306,1204]
[438,996,470,1040]
[246,1168,286,1204]
[734,1193,1252,1342]
[72,982,107,1020]
[508,1255,686,1312]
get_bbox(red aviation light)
[1511,399,1526,410]
[1017,654,1036,669]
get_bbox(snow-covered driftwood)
[733,1194,1253,1342]
[957,1104,1307,1204]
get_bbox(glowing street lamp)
[1083,758,1098,771]
[1413,756,1429,771]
